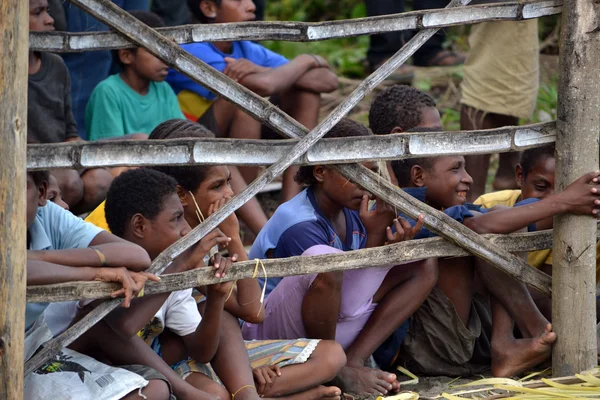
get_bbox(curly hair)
[294,118,373,186]
[105,168,178,238]
[369,85,436,135]
[28,171,50,187]
[148,119,216,192]
[390,127,438,187]
[519,144,555,179]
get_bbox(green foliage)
[265,0,366,22]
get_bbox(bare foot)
[492,324,556,377]
[337,365,398,396]
[265,386,342,400]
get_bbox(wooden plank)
[26,122,556,170]
[28,0,562,52]
[0,0,28,395]
[551,0,600,377]
[23,0,471,375]
[26,225,600,304]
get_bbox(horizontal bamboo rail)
[27,224,600,304]
[29,0,561,52]
[27,122,556,170]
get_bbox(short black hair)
[294,118,373,186]
[28,171,50,187]
[519,144,556,179]
[369,85,436,135]
[148,119,216,192]
[113,10,166,67]
[105,168,178,238]
[187,0,221,23]
[390,127,438,187]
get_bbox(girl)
[242,118,436,396]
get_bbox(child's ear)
[118,49,134,65]
[313,165,326,183]
[176,185,189,207]
[200,0,217,18]
[131,214,147,239]
[411,165,426,187]
[515,164,524,188]
[390,126,404,134]
[38,181,48,207]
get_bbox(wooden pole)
[0,0,29,396]
[552,0,600,376]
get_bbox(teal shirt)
[85,74,185,140]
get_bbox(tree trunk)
[552,0,600,377]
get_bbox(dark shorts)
[396,287,492,376]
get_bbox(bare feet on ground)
[264,386,341,400]
[491,324,556,377]
[338,365,399,396]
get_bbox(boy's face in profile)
[26,174,47,229]
[47,174,69,211]
[141,193,192,260]
[29,0,54,32]
[420,156,473,210]
[517,156,556,201]
[203,0,256,23]
[121,48,169,82]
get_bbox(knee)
[82,168,114,208]
[416,258,439,290]
[204,380,230,400]
[140,379,171,400]
[314,340,347,380]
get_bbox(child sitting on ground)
[102,168,345,400]
[24,170,174,400]
[86,11,185,141]
[388,131,600,377]
[27,0,113,214]
[474,145,600,319]
[167,0,338,202]
[243,118,434,396]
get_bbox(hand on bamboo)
[360,194,397,246]
[385,214,425,245]
[206,253,237,296]
[175,229,231,273]
[95,267,160,308]
[556,170,600,216]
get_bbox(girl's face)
[317,162,377,211]
[186,166,234,226]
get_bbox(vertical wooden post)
[0,0,29,396]
[552,0,600,377]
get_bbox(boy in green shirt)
[85,11,185,140]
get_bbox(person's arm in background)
[463,171,600,234]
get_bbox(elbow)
[127,246,152,272]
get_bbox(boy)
[100,168,345,400]
[388,134,600,377]
[28,0,113,214]
[368,85,442,185]
[86,11,185,140]
[24,170,174,400]
[167,0,338,201]
[474,145,600,318]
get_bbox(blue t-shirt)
[250,188,367,296]
[167,41,288,101]
[26,202,103,328]
[398,187,540,238]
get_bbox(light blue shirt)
[26,202,103,328]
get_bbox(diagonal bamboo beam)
[26,122,556,170]
[24,0,471,376]
[27,224,600,304]
[29,0,561,52]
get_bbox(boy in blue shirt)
[86,11,185,141]
[167,0,338,202]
